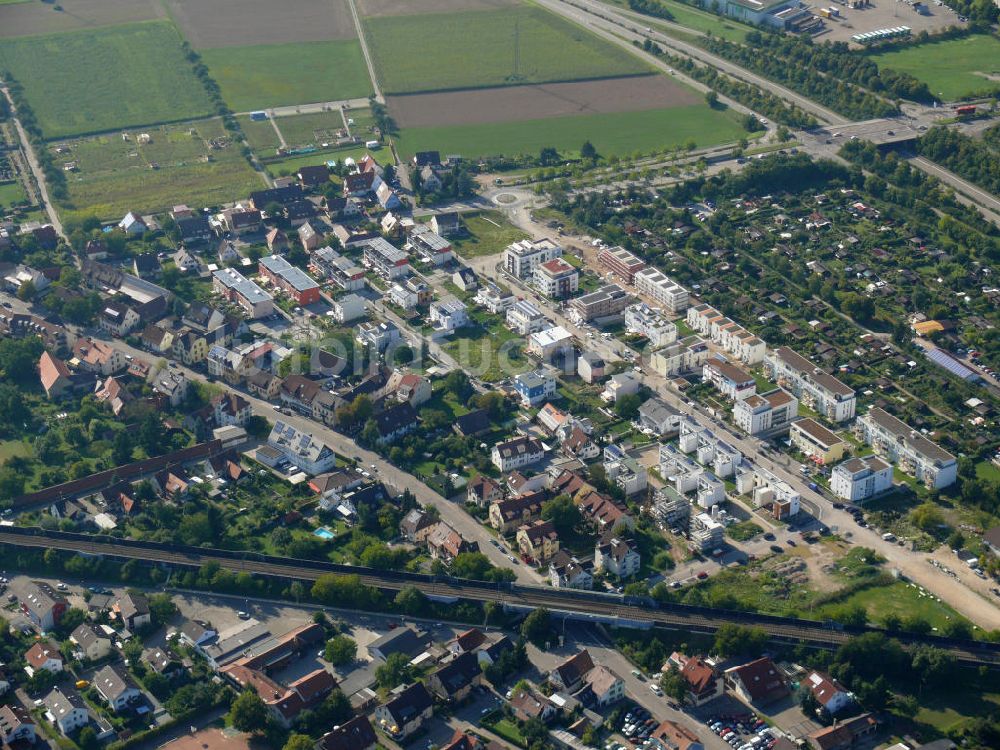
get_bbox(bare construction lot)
[388,75,699,127]
[358,0,518,17]
[167,0,357,47]
[0,0,164,38]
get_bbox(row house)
[98,300,141,337]
[212,268,274,319]
[765,346,856,422]
[258,255,321,305]
[686,303,766,365]
[853,407,956,489]
[408,226,453,265]
[0,310,68,350]
[790,418,846,465]
[309,246,365,290]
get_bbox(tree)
[16,280,35,301]
[324,635,357,666]
[228,690,270,734]
[580,141,597,161]
[911,501,944,532]
[148,593,178,626]
[359,418,380,447]
[614,393,642,420]
[705,90,719,108]
[111,430,133,465]
[283,735,315,750]
[393,585,428,616]
[77,727,99,750]
[713,624,767,658]
[946,530,965,550]
[521,607,551,648]
[659,666,687,703]
[376,652,415,689]
[539,147,559,166]
[541,494,581,536]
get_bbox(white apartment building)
[491,436,546,472]
[506,299,548,335]
[831,455,893,502]
[362,237,410,279]
[309,246,365,290]
[533,258,579,299]
[659,440,704,494]
[624,303,677,348]
[733,388,798,436]
[853,407,957,489]
[429,298,468,333]
[765,347,856,423]
[689,512,724,553]
[212,268,273,319]
[736,465,801,519]
[332,293,367,323]
[527,325,574,360]
[594,537,640,578]
[703,357,756,401]
[696,472,725,509]
[503,238,562,279]
[648,336,709,378]
[633,267,690,315]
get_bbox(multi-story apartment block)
[689,512,724,553]
[506,299,548,335]
[648,336,709,377]
[475,282,515,314]
[790,418,846,465]
[309,246,365,290]
[513,369,557,407]
[594,537,640,578]
[212,268,274,318]
[765,347,856,423]
[831,455,893,502]
[853,407,957,489]
[492,436,546,472]
[597,245,647,284]
[735,465,801,519]
[362,237,410,279]
[703,357,756,401]
[568,284,632,323]
[624,303,677,348]
[734,389,798,436]
[407,227,453,265]
[533,258,579,299]
[659,441,704,494]
[503,238,562,279]
[633,267,689,315]
[604,444,647,496]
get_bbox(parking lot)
[818,0,964,45]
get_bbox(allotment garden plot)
[0,21,214,139]
[52,119,261,223]
[0,0,164,39]
[362,3,650,93]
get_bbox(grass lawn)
[869,34,1000,100]
[604,0,750,42]
[452,211,529,258]
[200,40,372,111]
[913,675,1000,736]
[237,115,282,154]
[816,580,969,631]
[395,105,748,159]
[0,21,214,139]
[363,4,650,94]
[485,719,525,748]
[975,460,1000,484]
[0,181,27,209]
[262,144,392,178]
[443,322,529,382]
[54,118,263,222]
[0,440,32,464]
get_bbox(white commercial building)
[533,258,579,299]
[527,325,573,360]
[831,455,893,503]
[853,407,957,490]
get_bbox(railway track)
[1,529,996,666]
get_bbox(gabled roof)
[431,651,480,696]
[552,650,593,687]
[381,682,433,724]
[319,715,378,750]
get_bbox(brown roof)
[25,641,62,669]
[39,351,71,391]
[453,629,487,653]
[792,418,842,448]
[584,664,620,696]
[553,650,594,688]
[680,656,717,697]
[726,657,788,703]
[652,721,700,750]
[318,716,377,750]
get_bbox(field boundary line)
[345,0,383,102]
[380,70,658,97]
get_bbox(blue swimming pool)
[313,527,335,540]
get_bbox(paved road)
[909,154,1000,220]
[1,86,65,238]
[236,98,372,119]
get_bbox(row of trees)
[917,125,1000,199]
[1,73,68,202]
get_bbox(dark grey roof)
[369,626,427,659]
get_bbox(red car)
[697,571,709,580]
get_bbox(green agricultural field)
[200,40,372,112]
[363,5,650,93]
[0,21,214,139]
[395,105,748,159]
[54,118,262,222]
[870,34,1000,101]
[237,115,283,154]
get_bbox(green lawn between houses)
[363,4,651,94]
[394,105,749,159]
[200,40,373,112]
[0,21,214,139]
[869,34,1000,101]
[451,212,530,259]
[0,182,28,209]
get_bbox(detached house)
[516,519,559,563]
[428,652,482,702]
[724,657,789,706]
[491,436,545,472]
[663,653,723,706]
[550,650,594,692]
[114,592,151,630]
[24,641,63,677]
[93,664,142,713]
[594,536,640,578]
[43,688,89,736]
[374,683,433,740]
[70,623,113,661]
